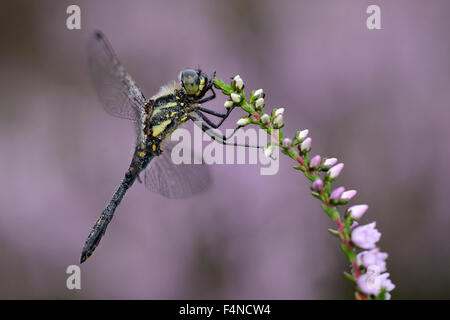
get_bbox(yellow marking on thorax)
[161,102,177,108]
[181,116,187,121]
[151,109,162,118]
[152,144,157,151]
[150,102,178,120]
[152,119,172,137]
[139,151,146,157]
[196,78,206,95]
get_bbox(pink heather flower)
[282,138,292,148]
[357,268,394,297]
[312,179,323,191]
[309,155,321,169]
[347,204,369,219]
[380,273,395,292]
[357,270,381,296]
[327,163,344,179]
[300,137,312,152]
[330,187,345,202]
[341,189,357,201]
[357,249,388,272]
[322,157,337,168]
[351,221,359,229]
[351,222,381,249]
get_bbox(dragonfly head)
[179,68,209,98]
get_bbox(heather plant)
[214,75,395,300]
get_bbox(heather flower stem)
[214,76,394,300]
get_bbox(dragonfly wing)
[144,138,211,199]
[87,31,147,120]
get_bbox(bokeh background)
[0,0,449,299]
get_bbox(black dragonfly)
[81,31,256,263]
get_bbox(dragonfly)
[80,31,260,263]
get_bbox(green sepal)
[214,78,232,95]
[327,228,340,238]
[325,181,331,194]
[249,91,257,104]
[311,191,322,200]
[321,204,339,220]
[293,166,306,172]
[305,172,316,182]
[278,129,284,141]
[341,244,356,262]
[342,214,355,241]
[343,271,357,283]
[242,106,255,114]
[376,288,388,300]
[285,149,297,159]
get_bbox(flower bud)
[309,155,321,169]
[236,118,250,126]
[312,179,323,191]
[295,129,309,141]
[330,187,345,202]
[224,100,234,108]
[327,163,344,179]
[273,115,284,128]
[264,144,274,158]
[254,88,264,98]
[282,138,292,148]
[322,157,337,168]
[300,137,311,152]
[231,93,241,103]
[255,97,265,109]
[233,75,244,90]
[260,113,270,124]
[274,107,285,117]
[347,204,369,219]
[341,190,357,201]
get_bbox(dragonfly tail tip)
[80,252,88,264]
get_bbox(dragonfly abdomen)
[80,158,151,263]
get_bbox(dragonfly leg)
[188,115,263,149]
[194,106,236,129]
[196,86,216,104]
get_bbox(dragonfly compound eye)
[180,69,201,96]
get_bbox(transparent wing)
[144,137,211,199]
[87,31,147,120]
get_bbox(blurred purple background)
[0,0,449,299]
